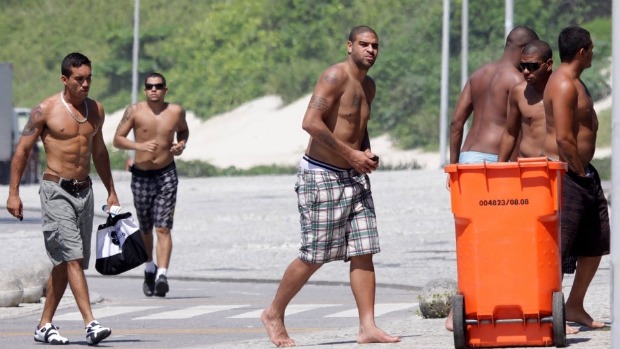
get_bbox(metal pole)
[610,1,620,346]
[128,0,140,168]
[131,0,140,104]
[461,0,469,138]
[505,0,513,38]
[439,0,450,167]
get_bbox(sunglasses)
[519,62,542,72]
[145,83,165,90]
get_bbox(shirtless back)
[114,75,189,171]
[302,29,379,173]
[450,26,538,164]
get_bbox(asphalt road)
[1,276,419,348]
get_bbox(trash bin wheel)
[552,291,566,347]
[453,294,467,349]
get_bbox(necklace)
[60,92,89,124]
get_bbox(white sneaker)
[85,320,111,345]
[34,323,69,345]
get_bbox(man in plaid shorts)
[113,72,189,298]
[262,26,400,347]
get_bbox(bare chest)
[134,113,179,139]
[338,85,371,120]
[45,108,99,140]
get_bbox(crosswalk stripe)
[325,303,417,318]
[134,305,250,320]
[229,304,341,319]
[54,303,415,321]
[54,306,161,321]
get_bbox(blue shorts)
[458,151,498,164]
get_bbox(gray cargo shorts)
[39,179,94,269]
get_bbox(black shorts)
[560,164,610,273]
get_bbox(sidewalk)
[0,169,612,348]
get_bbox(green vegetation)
[2,0,612,173]
[596,109,611,148]
[107,148,297,177]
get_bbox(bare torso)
[461,61,524,154]
[515,83,546,157]
[543,68,597,166]
[304,62,374,169]
[42,94,103,180]
[129,102,186,170]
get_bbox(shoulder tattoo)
[323,72,339,85]
[22,105,43,136]
[119,104,136,125]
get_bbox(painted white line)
[230,304,341,319]
[134,305,250,320]
[55,306,161,321]
[325,303,417,318]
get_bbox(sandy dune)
[102,95,442,170]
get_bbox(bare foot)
[566,306,606,329]
[357,326,401,344]
[566,324,579,335]
[261,308,295,347]
[445,309,453,331]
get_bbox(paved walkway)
[0,169,612,348]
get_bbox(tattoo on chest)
[309,96,329,111]
[352,95,361,108]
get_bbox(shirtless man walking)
[498,40,553,161]
[450,26,539,164]
[7,52,117,345]
[113,72,189,298]
[543,26,609,331]
[261,26,400,347]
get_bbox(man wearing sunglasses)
[543,26,609,332]
[449,26,538,165]
[498,40,553,161]
[113,72,189,298]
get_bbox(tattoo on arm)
[22,119,36,136]
[308,96,329,111]
[323,73,338,85]
[22,105,43,136]
[317,129,338,150]
[119,105,134,125]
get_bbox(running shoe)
[34,323,69,345]
[143,269,157,297]
[85,320,111,345]
[154,274,169,297]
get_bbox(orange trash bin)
[444,157,567,348]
